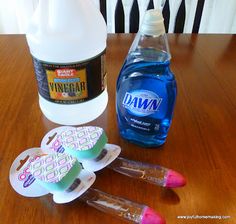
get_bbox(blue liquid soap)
[116,10,177,147]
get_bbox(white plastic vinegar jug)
[26,0,108,125]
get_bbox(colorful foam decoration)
[60,126,108,160]
[29,153,81,192]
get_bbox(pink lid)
[141,207,166,224]
[165,170,186,188]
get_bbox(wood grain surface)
[0,34,235,224]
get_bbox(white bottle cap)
[140,9,165,36]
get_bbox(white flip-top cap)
[140,9,165,36]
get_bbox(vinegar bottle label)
[32,52,107,104]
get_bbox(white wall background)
[0,0,236,34]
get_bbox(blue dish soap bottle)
[116,9,177,147]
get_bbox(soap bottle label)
[33,52,106,104]
[122,90,163,117]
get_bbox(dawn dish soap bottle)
[116,9,177,147]
[26,0,107,125]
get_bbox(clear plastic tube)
[108,157,168,186]
[80,188,165,224]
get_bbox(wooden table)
[0,34,235,224]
